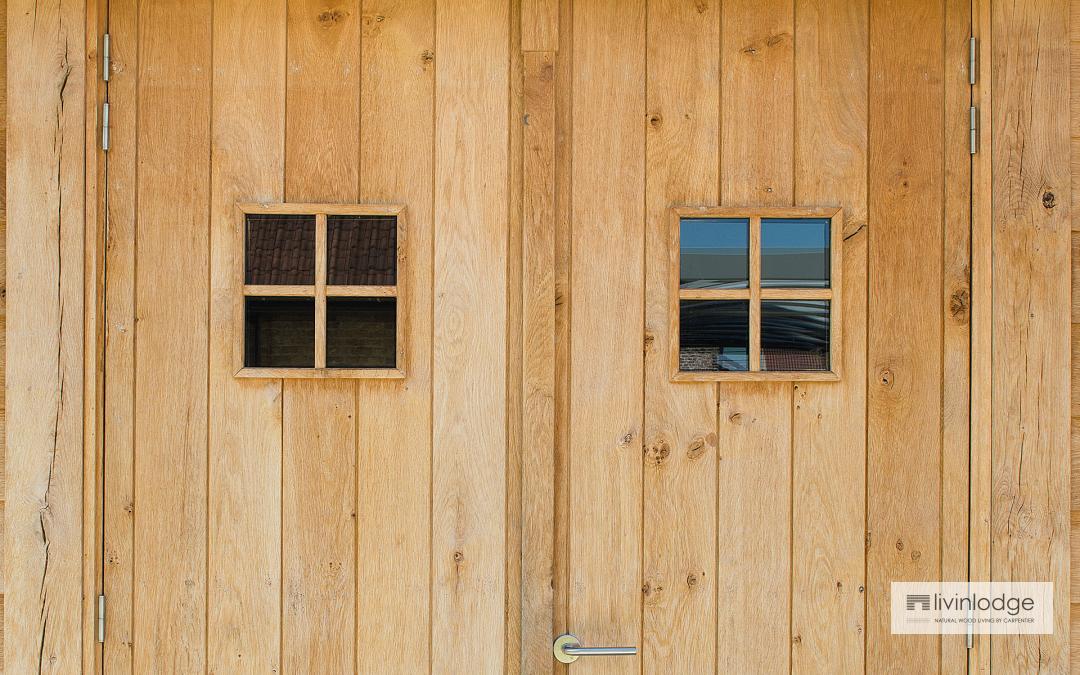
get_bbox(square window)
[671,208,841,380]
[236,204,405,378]
[679,300,749,372]
[761,218,830,288]
[327,215,398,286]
[245,214,316,285]
[679,218,749,289]
[760,300,830,371]
[244,297,315,368]
[326,298,397,368]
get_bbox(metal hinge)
[969,106,978,155]
[102,33,110,82]
[102,102,110,151]
[969,36,976,85]
[97,595,106,643]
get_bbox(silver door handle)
[553,633,637,664]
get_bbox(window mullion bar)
[748,216,762,371]
[315,212,328,368]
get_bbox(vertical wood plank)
[283,0,360,671]
[132,0,211,670]
[207,0,286,671]
[718,0,794,671]
[1071,1,1080,672]
[356,1,434,673]
[642,0,719,672]
[941,0,972,670]
[991,0,1071,670]
[715,384,793,673]
[521,48,557,675]
[6,0,86,670]
[569,1,645,673]
[521,0,557,51]
[867,0,944,671]
[431,1,510,672]
[791,0,868,672]
[102,0,137,668]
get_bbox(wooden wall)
[0,0,1073,672]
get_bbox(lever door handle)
[553,633,637,664]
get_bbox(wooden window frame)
[669,205,843,382]
[234,202,407,379]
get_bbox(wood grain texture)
[102,0,137,668]
[941,0,972,669]
[867,0,944,671]
[1072,0,1080,671]
[0,0,6,660]
[207,0,286,671]
[6,0,86,670]
[282,0,360,671]
[431,1,510,672]
[522,0,557,51]
[356,1,434,672]
[521,49,556,675]
[642,0,719,672]
[991,0,1071,670]
[790,0,868,671]
[715,384,792,673]
[132,0,211,670]
[568,1,646,673]
[718,0,794,671]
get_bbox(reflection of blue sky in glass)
[680,218,749,289]
[761,218,830,288]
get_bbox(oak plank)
[990,0,1072,669]
[522,0,557,51]
[207,0,286,671]
[431,2,510,672]
[790,0,868,671]
[866,0,944,671]
[132,0,212,669]
[6,0,86,670]
[569,1,646,673]
[521,49,557,675]
[282,0,360,671]
[101,0,137,668]
[642,0,719,672]
[718,0,794,670]
[356,1,434,672]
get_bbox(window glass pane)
[679,218,749,289]
[760,300,830,371]
[245,214,316,285]
[327,215,397,286]
[679,300,749,371]
[244,297,315,367]
[326,298,397,368]
[761,218,830,288]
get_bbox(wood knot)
[318,8,349,27]
[643,331,656,352]
[895,539,904,552]
[910,549,921,561]
[686,436,708,460]
[644,440,671,467]
[452,551,464,563]
[877,368,894,388]
[648,113,662,129]
[360,12,384,36]
[694,0,709,13]
[421,49,435,65]
[728,411,743,425]
[642,580,663,597]
[619,430,636,447]
[686,571,703,588]
[792,634,802,645]
[949,288,970,322]
[1042,191,1056,209]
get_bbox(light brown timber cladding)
[132,0,211,670]
[642,1,718,674]
[521,49,557,675]
[6,0,86,670]
[717,0,794,672]
[992,0,1071,670]
[207,0,285,672]
[867,1,944,673]
[356,1,434,673]
[283,0,360,671]
[791,0,868,672]
[1073,0,1080,670]
[431,1,510,674]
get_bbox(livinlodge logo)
[891,582,1054,635]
